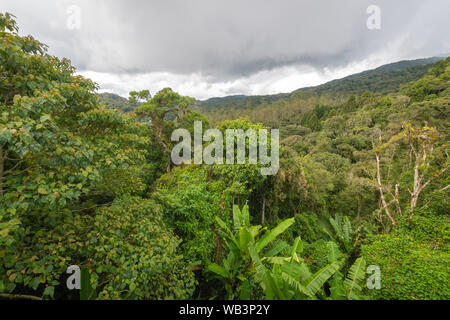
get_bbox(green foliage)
[198,57,441,126]
[292,212,323,243]
[329,257,367,300]
[1,13,448,301]
[84,196,196,300]
[0,13,191,300]
[98,92,138,113]
[207,204,295,299]
[0,12,102,246]
[128,90,151,105]
[302,240,334,273]
[323,213,357,254]
[154,167,222,263]
[208,205,366,300]
[400,58,450,102]
[361,210,450,300]
[362,233,449,300]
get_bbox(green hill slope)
[197,57,445,125]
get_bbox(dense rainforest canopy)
[0,12,449,300]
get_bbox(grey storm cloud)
[1,0,450,99]
[2,0,449,78]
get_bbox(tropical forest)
[0,11,449,302]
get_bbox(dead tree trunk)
[406,130,449,221]
[375,152,396,227]
[394,184,402,217]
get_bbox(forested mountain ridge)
[199,57,442,108]
[0,12,449,301]
[98,57,442,118]
[197,57,444,125]
[293,56,444,95]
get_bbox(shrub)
[293,212,323,243]
[84,196,196,299]
[361,233,449,300]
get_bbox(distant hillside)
[98,92,138,113]
[97,57,444,120]
[198,57,444,111]
[297,57,443,96]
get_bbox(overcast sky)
[2,0,449,100]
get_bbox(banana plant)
[208,204,294,299]
[262,237,342,299]
[323,213,357,253]
[326,241,367,300]
[208,205,366,300]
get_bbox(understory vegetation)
[0,13,448,300]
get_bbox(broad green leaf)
[239,228,253,252]
[207,263,230,279]
[43,286,55,298]
[239,280,251,300]
[344,257,366,300]
[304,261,341,295]
[248,242,285,300]
[215,216,238,246]
[232,205,241,230]
[255,218,294,253]
[327,241,340,263]
[265,241,289,257]
[241,204,250,227]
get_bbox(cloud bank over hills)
[3,0,450,99]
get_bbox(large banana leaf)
[207,263,230,279]
[232,205,242,230]
[241,204,250,227]
[280,270,312,298]
[215,216,239,247]
[248,242,285,300]
[265,240,289,257]
[327,241,340,263]
[304,261,341,295]
[329,271,346,300]
[232,204,250,230]
[291,236,303,256]
[239,228,254,252]
[344,257,366,300]
[255,218,295,253]
[239,279,251,300]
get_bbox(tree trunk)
[409,193,419,221]
[375,153,396,227]
[409,155,421,221]
[394,184,402,217]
